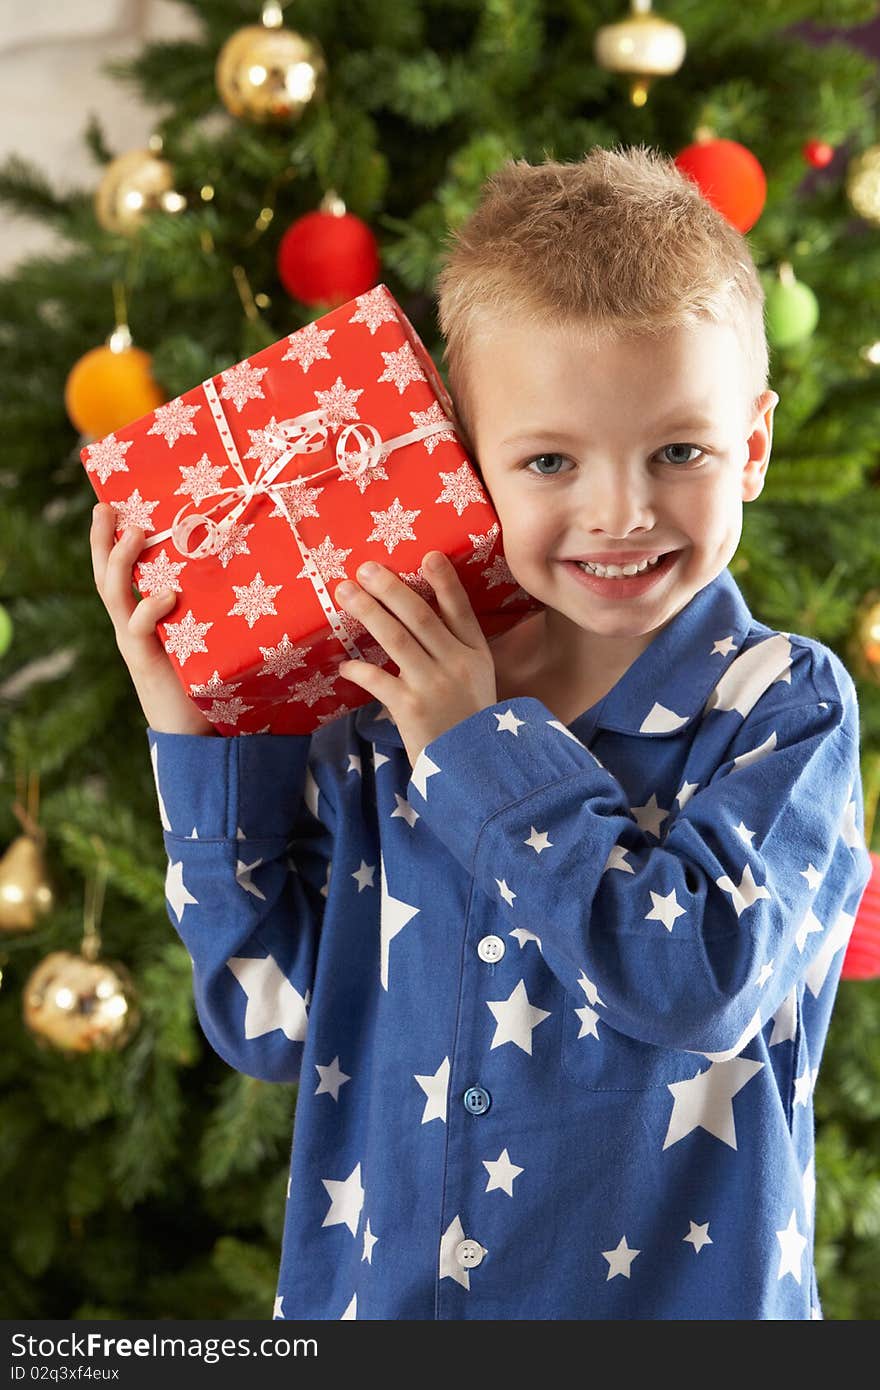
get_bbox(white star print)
[496,879,516,907]
[509,926,543,951]
[756,959,774,988]
[226,955,309,1042]
[439,1216,475,1290]
[801,863,823,892]
[577,970,605,1007]
[604,843,635,874]
[646,887,687,932]
[390,791,419,827]
[696,1008,762,1063]
[793,1062,818,1107]
[150,742,172,831]
[704,632,792,718]
[662,1056,764,1150]
[639,703,689,734]
[414,1056,450,1124]
[802,1158,816,1223]
[795,906,824,953]
[710,635,737,657]
[235,857,267,900]
[345,753,362,776]
[483,1148,524,1196]
[575,1004,601,1040]
[840,795,864,851]
[716,862,771,917]
[630,793,669,837]
[273,1295,284,1319]
[676,780,699,809]
[683,1221,713,1253]
[524,825,553,853]
[379,851,420,990]
[732,728,777,771]
[362,1219,378,1263]
[409,749,440,799]
[165,859,198,922]
[321,1163,364,1236]
[775,1209,807,1283]
[769,989,798,1046]
[734,821,756,848]
[340,1294,357,1319]
[315,1056,351,1100]
[352,860,376,892]
[494,707,525,735]
[804,909,854,997]
[486,979,551,1054]
[602,1235,640,1280]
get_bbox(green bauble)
[0,602,11,659]
[765,277,819,348]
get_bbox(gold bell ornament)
[22,851,140,1054]
[215,1,327,124]
[846,144,880,228]
[94,136,186,237]
[594,0,686,107]
[0,770,55,934]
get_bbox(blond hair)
[435,144,769,455]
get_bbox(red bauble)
[841,851,880,981]
[674,137,766,233]
[277,209,380,307]
[803,138,835,169]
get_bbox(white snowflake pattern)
[134,546,186,596]
[189,671,241,700]
[297,536,354,585]
[268,481,324,527]
[314,376,364,428]
[483,552,519,592]
[377,343,426,395]
[109,487,159,531]
[84,434,133,484]
[148,399,201,447]
[348,286,397,335]
[163,610,213,666]
[259,634,309,680]
[365,497,421,555]
[282,322,335,371]
[174,454,229,507]
[209,519,255,569]
[219,361,268,412]
[289,668,343,708]
[207,695,254,726]
[410,403,457,455]
[468,523,500,567]
[228,572,282,629]
[436,462,485,517]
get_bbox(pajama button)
[463,1086,491,1115]
[477,935,505,963]
[455,1239,485,1269]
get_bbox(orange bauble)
[674,137,766,233]
[65,345,165,438]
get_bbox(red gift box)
[81,283,543,734]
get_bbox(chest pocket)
[561,997,707,1092]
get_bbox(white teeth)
[578,554,663,578]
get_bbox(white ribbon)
[138,376,458,666]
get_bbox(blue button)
[463,1086,491,1115]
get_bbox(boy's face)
[466,316,779,672]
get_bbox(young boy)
[91,145,871,1320]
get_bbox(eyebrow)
[500,412,717,448]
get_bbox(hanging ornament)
[276,191,380,307]
[803,139,835,170]
[94,137,186,236]
[215,1,327,124]
[22,848,140,1053]
[674,132,766,233]
[764,262,819,349]
[845,144,880,228]
[0,600,12,660]
[841,852,880,980]
[847,591,880,688]
[65,283,166,439]
[0,770,54,935]
[593,0,686,107]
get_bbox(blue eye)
[659,444,704,466]
[524,453,569,475]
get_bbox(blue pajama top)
[147,567,872,1320]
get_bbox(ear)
[742,390,780,503]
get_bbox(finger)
[349,564,452,665]
[101,521,149,630]
[421,552,487,649]
[337,658,399,707]
[335,577,434,675]
[128,588,178,640]
[89,501,117,592]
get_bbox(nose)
[580,457,656,539]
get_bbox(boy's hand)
[90,502,216,736]
[334,552,498,768]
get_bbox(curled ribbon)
[137,375,460,666]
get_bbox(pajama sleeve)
[406,676,872,1058]
[147,728,335,1082]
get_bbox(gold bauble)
[593,0,686,107]
[94,149,182,236]
[23,950,140,1053]
[215,24,327,123]
[847,591,880,686]
[846,144,880,228]
[0,834,54,933]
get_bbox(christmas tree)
[1,0,879,1320]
